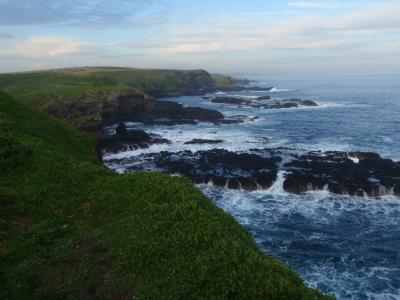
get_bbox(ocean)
[104,74,400,299]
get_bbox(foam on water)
[104,76,400,299]
[199,184,400,299]
[267,170,287,195]
[269,87,292,92]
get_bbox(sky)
[0,0,399,74]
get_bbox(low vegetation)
[0,91,333,299]
[0,67,226,108]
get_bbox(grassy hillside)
[0,92,332,299]
[0,67,219,108]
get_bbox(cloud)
[162,42,226,54]
[288,1,346,9]
[0,1,399,74]
[0,37,92,59]
[0,0,167,27]
[153,2,400,54]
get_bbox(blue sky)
[0,0,399,74]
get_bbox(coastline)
[2,67,399,299]
[0,71,333,299]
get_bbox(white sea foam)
[102,79,400,299]
[267,171,287,195]
[231,94,260,99]
[382,136,394,144]
[348,155,360,163]
[294,140,355,153]
[269,87,292,92]
[246,90,275,93]
[103,123,268,162]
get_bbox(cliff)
[0,67,230,130]
[0,92,332,299]
[0,67,217,107]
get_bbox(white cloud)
[17,37,90,58]
[0,37,91,59]
[1,2,399,73]
[152,2,400,54]
[162,42,225,54]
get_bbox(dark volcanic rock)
[211,97,318,110]
[283,151,400,197]
[99,125,169,154]
[150,101,224,123]
[299,100,318,107]
[184,139,224,145]
[115,122,128,136]
[212,97,251,105]
[257,96,272,100]
[46,89,227,130]
[348,151,381,160]
[104,143,399,198]
[152,149,281,191]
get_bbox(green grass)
[0,67,216,108]
[0,92,333,299]
[211,73,236,89]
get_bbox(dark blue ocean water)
[104,74,400,299]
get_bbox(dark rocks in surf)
[184,139,224,145]
[99,123,169,154]
[152,149,281,191]
[123,100,226,126]
[293,99,318,107]
[152,101,224,122]
[212,97,251,105]
[256,96,272,100]
[283,151,400,197]
[211,97,318,109]
[116,122,128,136]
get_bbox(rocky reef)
[98,123,169,154]
[211,97,318,109]
[140,149,281,191]
[184,139,224,145]
[283,151,400,197]
[104,146,400,198]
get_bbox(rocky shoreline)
[211,96,318,109]
[88,78,399,199]
[103,144,400,198]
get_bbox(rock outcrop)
[113,149,281,191]
[105,147,400,197]
[98,123,169,154]
[283,151,400,197]
[211,97,318,109]
[46,90,226,130]
[184,139,224,145]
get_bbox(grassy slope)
[211,73,236,88]
[0,67,215,108]
[0,92,332,299]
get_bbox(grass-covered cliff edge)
[0,92,332,299]
[0,67,238,130]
